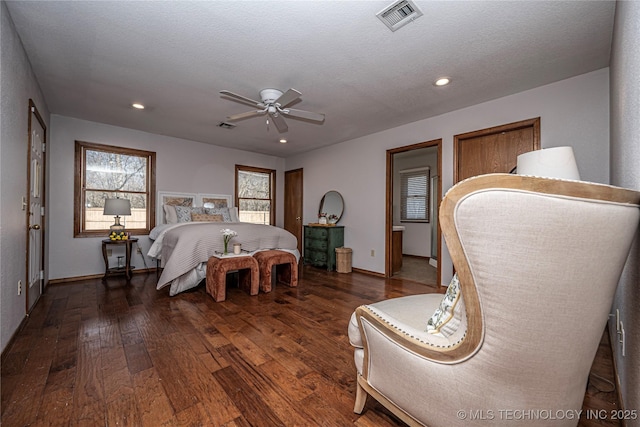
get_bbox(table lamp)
[516,146,581,180]
[103,198,131,231]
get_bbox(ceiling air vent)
[217,121,236,129]
[376,0,423,32]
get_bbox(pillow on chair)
[426,273,464,337]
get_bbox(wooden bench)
[206,255,259,302]
[252,250,298,293]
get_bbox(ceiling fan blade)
[271,113,288,133]
[227,109,266,121]
[220,90,263,107]
[275,88,302,108]
[282,107,325,123]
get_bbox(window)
[400,167,430,222]
[74,141,156,237]
[235,165,275,225]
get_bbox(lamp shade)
[103,198,131,216]
[516,146,581,180]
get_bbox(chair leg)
[354,377,368,414]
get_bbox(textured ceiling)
[6,1,615,157]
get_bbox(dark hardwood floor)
[1,266,620,426]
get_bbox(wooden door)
[284,169,303,255]
[454,118,540,183]
[26,100,46,312]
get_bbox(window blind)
[400,167,430,222]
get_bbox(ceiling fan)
[220,88,325,133]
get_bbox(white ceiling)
[6,1,615,157]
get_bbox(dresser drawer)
[305,227,328,240]
[305,238,328,251]
[306,250,328,264]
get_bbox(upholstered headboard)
[156,191,235,225]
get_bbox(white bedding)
[148,223,195,258]
[148,222,299,296]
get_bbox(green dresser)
[304,225,345,271]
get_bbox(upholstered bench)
[205,255,259,302]
[252,250,298,293]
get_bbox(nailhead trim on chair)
[365,306,466,349]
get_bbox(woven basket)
[335,247,352,273]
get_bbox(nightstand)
[102,237,138,280]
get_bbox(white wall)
[286,69,610,285]
[48,115,285,280]
[1,2,50,352]
[609,0,640,417]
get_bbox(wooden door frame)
[453,117,540,183]
[26,99,47,313]
[386,139,442,287]
[284,168,303,256]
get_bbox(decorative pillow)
[175,206,204,223]
[163,204,178,224]
[426,273,464,337]
[229,207,239,222]
[191,213,224,222]
[205,207,232,222]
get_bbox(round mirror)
[319,191,344,224]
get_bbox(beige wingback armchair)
[349,174,640,426]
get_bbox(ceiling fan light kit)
[220,87,325,133]
[259,88,284,104]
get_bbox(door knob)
[29,224,41,230]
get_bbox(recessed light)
[279,139,287,144]
[434,78,450,87]
[132,103,145,109]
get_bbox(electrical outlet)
[136,247,142,254]
[370,249,375,257]
[107,249,112,257]
[18,280,22,295]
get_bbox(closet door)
[26,100,47,312]
[454,118,540,183]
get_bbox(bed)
[148,192,299,296]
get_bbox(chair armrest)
[355,302,479,364]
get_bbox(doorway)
[386,139,442,287]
